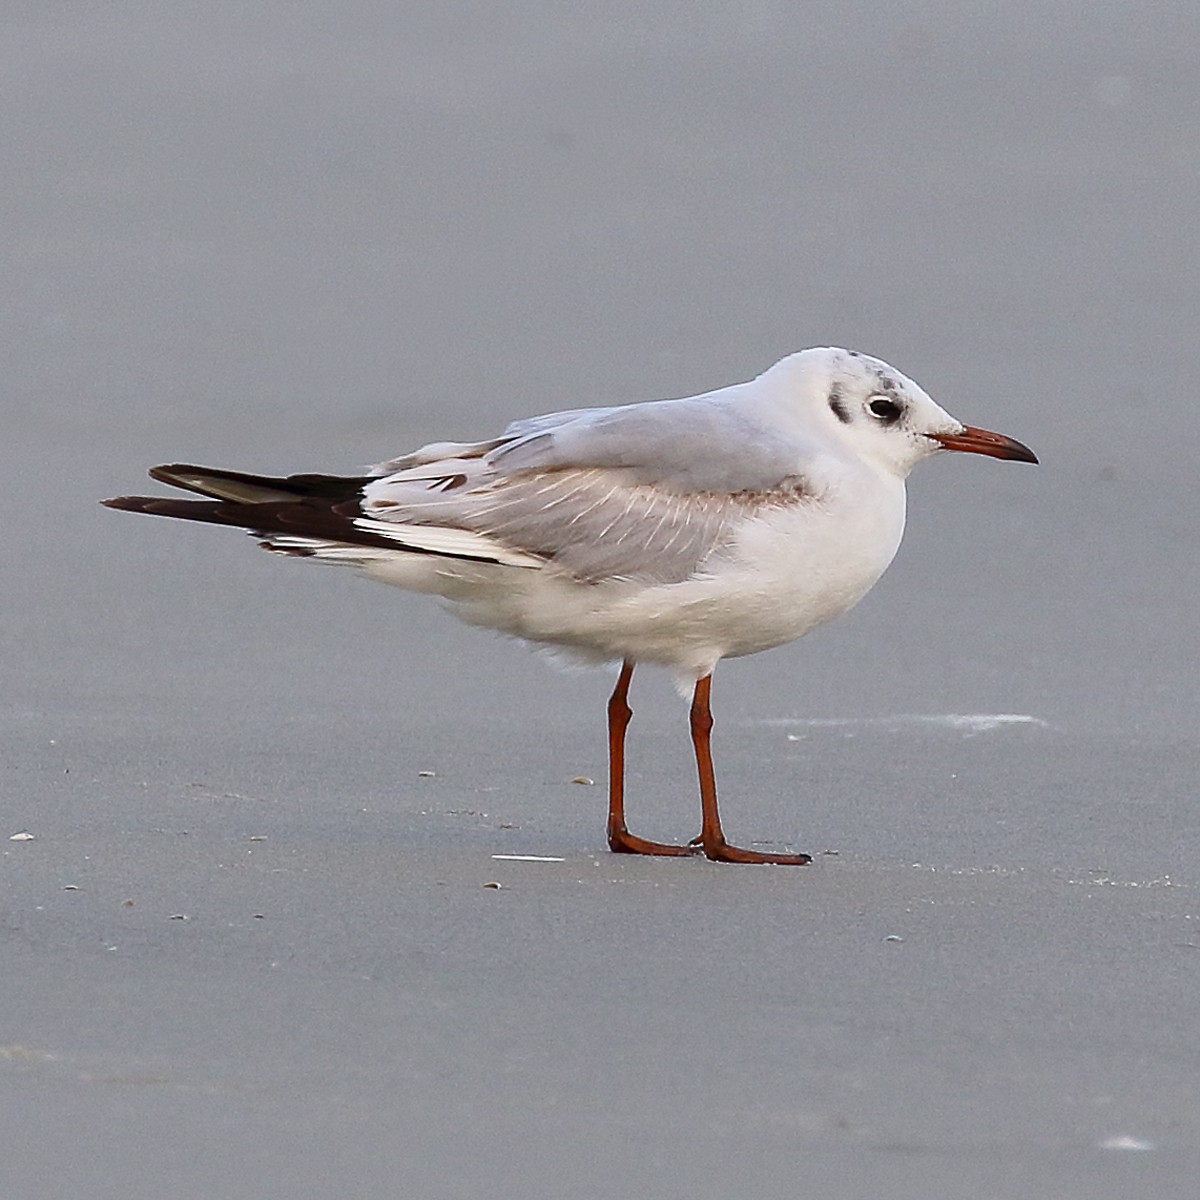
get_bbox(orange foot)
[695,837,811,865]
[608,826,702,857]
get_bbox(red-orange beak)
[929,425,1038,464]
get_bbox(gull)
[104,347,1036,865]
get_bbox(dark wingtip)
[148,463,223,491]
[101,495,200,517]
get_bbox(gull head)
[764,347,1037,477]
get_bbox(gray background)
[4,3,1198,1198]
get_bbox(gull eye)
[868,396,903,424]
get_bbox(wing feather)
[356,384,820,583]
[363,461,808,584]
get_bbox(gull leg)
[606,660,698,857]
[691,674,811,866]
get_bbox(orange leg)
[606,661,699,857]
[690,673,811,866]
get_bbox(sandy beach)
[4,4,1198,1197]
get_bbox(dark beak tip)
[1001,439,1039,465]
[1001,436,1039,465]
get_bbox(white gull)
[104,347,1036,865]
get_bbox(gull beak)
[930,425,1038,464]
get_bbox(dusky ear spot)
[828,385,851,424]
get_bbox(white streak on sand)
[757,713,1047,735]
[491,854,567,862]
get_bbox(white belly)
[369,470,909,679]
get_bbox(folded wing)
[364,395,814,584]
[105,392,815,586]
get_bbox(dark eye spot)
[868,397,903,423]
